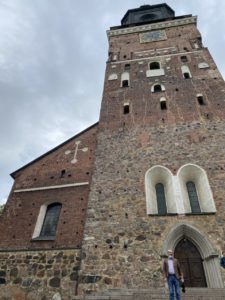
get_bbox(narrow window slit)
[123,104,130,114]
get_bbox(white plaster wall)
[146,69,165,77]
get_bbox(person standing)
[220,250,225,286]
[163,249,183,300]
[220,251,225,269]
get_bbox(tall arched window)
[155,183,167,215]
[177,164,216,214]
[145,166,175,215]
[40,203,62,237]
[186,181,201,213]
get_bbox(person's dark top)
[220,256,225,269]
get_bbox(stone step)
[75,288,225,300]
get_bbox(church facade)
[0,4,225,299]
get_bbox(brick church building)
[0,3,225,300]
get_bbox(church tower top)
[121,3,175,26]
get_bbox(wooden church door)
[174,238,207,287]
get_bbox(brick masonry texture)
[0,124,98,250]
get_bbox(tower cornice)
[107,16,197,39]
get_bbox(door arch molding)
[161,222,223,288]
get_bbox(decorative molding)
[107,16,197,38]
[65,140,88,164]
[14,182,89,193]
[110,49,203,65]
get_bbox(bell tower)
[80,3,225,295]
[99,3,224,131]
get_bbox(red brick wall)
[0,124,98,250]
[100,23,225,131]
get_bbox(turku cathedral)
[0,3,225,300]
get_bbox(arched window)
[154,84,162,92]
[151,83,165,93]
[122,80,129,87]
[155,183,167,215]
[32,202,62,240]
[123,103,129,114]
[160,97,167,110]
[186,181,201,213]
[40,203,62,237]
[183,72,191,79]
[197,94,205,105]
[150,61,160,70]
[121,72,130,87]
[145,166,176,215]
[181,65,192,79]
[177,164,216,214]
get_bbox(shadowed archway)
[161,222,223,288]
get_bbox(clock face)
[139,30,167,43]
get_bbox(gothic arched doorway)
[175,238,207,287]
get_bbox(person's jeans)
[167,275,180,300]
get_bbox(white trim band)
[14,182,89,193]
[110,49,203,65]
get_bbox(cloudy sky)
[0,0,225,204]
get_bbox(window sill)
[185,212,216,216]
[148,212,216,217]
[31,236,55,241]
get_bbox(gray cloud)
[1,0,225,203]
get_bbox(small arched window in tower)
[197,94,205,105]
[184,72,191,79]
[186,181,201,214]
[122,80,129,87]
[123,103,130,114]
[151,83,165,93]
[40,203,62,237]
[180,55,188,62]
[150,61,160,70]
[60,169,66,178]
[147,61,165,77]
[160,97,167,110]
[155,183,167,215]
[181,65,192,79]
[121,72,130,87]
[124,64,130,70]
[154,84,162,92]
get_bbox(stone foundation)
[0,249,81,299]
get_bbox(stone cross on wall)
[65,140,88,164]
